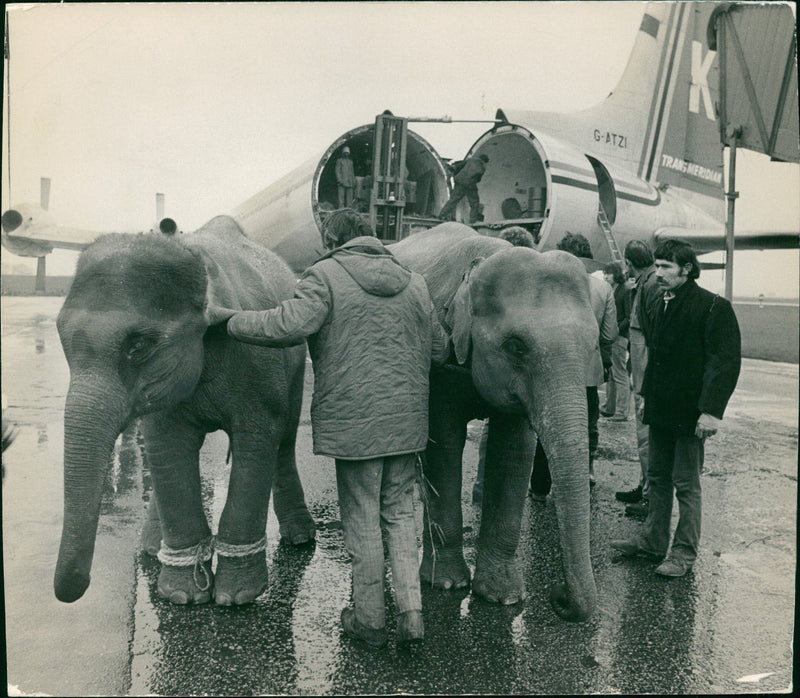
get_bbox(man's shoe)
[529,490,548,503]
[397,610,424,645]
[655,557,692,577]
[341,607,388,648]
[625,499,649,518]
[615,485,643,503]
[600,409,614,418]
[610,415,629,422]
[609,538,661,561]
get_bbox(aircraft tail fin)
[497,3,726,210]
[599,2,725,198]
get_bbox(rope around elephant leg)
[215,537,267,558]
[157,536,214,592]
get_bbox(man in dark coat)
[439,153,488,223]
[611,239,741,577]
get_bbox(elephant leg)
[214,430,275,606]
[142,415,213,605]
[273,432,316,545]
[419,381,471,590]
[473,413,534,605]
[129,422,161,556]
[140,496,162,556]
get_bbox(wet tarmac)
[2,296,797,696]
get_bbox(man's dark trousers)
[641,425,704,565]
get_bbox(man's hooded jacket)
[227,236,449,459]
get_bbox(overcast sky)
[2,1,798,297]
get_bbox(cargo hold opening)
[470,129,548,241]
[314,123,450,241]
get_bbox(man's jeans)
[639,426,704,565]
[602,335,632,418]
[336,454,421,630]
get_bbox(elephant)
[54,215,315,606]
[390,222,598,621]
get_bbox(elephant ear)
[444,258,483,365]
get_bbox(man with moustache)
[611,239,741,577]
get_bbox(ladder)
[597,204,624,265]
[370,113,408,241]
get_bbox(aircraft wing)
[654,227,799,254]
[14,225,97,249]
[1,225,99,257]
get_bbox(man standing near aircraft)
[611,239,741,577]
[615,240,661,517]
[208,209,449,647]
[335,147,356,209]
[439,153,489,224]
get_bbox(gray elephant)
[391,223,598,621]
[54,216,315,606]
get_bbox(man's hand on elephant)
[205,304,237,329]
[206,303,239,334]
[695,412,721,440]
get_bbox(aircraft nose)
[2,210,23,233]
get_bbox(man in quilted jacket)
[210,209,449,648]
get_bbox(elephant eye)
[502,336,528,362]
[123,333,157,363]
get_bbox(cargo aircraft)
[3,2,797,284]
[229,0,798,272]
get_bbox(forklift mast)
[369,113,408,241]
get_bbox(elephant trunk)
[532,378,597,622]
[54,374,130,602]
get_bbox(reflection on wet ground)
[3,297,797,696]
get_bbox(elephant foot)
[214,553,268,606]
[420,550,471,591]
[472,558,527,605]
[548,583,595,622]
[157,561,213,605]
[140,518,162,557]
[279,514,316,546]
